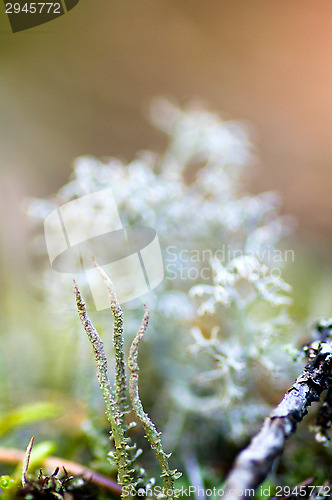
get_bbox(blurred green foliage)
[0,403,60,437]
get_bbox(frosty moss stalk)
[74,265,180,498]
[128,306,181,495]
[93,259,128,416]
[74,282,134,497]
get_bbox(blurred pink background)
[1,0,332,264]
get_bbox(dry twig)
[0,446,121,495]
[224,337,332,499]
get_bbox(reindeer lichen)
[28,100,296,446]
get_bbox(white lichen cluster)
[27,99,296,443]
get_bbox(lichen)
[74,264,179,498]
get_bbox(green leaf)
[0,402,61,436]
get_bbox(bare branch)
[224,338,332,500]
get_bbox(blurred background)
[1,1,332,242]
[2,0,332,491]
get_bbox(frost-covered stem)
[223,339,332,500]
[74,282,134,498]
[74,281,115,420]
[128,306,181,498]
[93,259,128,416]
